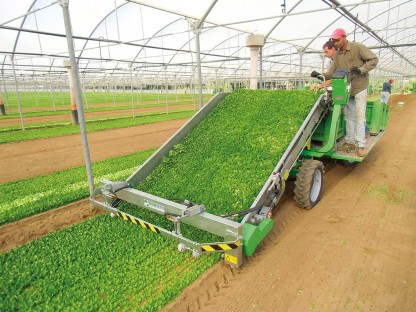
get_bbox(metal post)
[48,73,56,111]
[32,73,39,107]
[165,66,169,114]
[59,0,94,195]
[10,55,25,130]
[82,72,88,109]
[129,63,135,118]
[1,70,10,107]
[0,94,5,115]
[63,59,79,125]
[194,27,204,108]
[298,48,304,89]
[259,47,263,90]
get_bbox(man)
[381,79,393,104]
[323,40,337,69]
[312,40,338,90]
[311,28,378,157]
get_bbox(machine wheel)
[294,160,324,209]
[342,160,358,167]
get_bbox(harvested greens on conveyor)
[136,89,320,216]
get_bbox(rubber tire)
[342,160,358,167]
[294,159,324,209]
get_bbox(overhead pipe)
[324,0,416,70]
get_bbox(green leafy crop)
[1,89,319,311]
[138,89,319,216]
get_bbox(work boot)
[357,147,366,157]
[338,142,356,152]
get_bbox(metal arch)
[366,13,416,75]
[78,1,130,68]
[324,0,416,70]
[360,6,416,48]
[163,28,246,80]
[207,32,248,78]
[262,47,302,77]
[128,9,192,77]
[133,17,188,77]
[264,0,303,42]
[2,0,59,72]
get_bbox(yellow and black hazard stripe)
[201,240,241,252]
[116,212,160,234]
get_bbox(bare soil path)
[1,94,415,312]
[0,118,188,184]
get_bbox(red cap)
[331,28,346,40]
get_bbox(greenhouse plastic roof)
[1,0,416,86]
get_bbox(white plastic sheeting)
[1,0,416,87]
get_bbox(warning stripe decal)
[201,241,241,252]
[116,212,160,234]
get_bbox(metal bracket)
[101,180,130,198]
[182,204,205,217]
[186,17,203,34]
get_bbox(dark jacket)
[382,82,392,93]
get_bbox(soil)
[0,118,189,184]
[1,94,415,311]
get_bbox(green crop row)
[0,215,220,311]
[0,148,219,311]
[0,110,194,144]
[1,91,210,109]
[0,149,155,225]
[0,97,208,120]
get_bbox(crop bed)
[1,89,320,311]
[135,89,320,216]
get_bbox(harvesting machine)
[90,69,389,268]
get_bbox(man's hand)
[310,70,321,78]
[350,67,361,75]
[311,84,323,92]
[311,71,324,81]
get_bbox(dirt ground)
[0,118,188,184]
[1,94,415,311]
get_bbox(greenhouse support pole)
[194,28,203,108]
[59,0,94,195]
[259,47,263,90]
[82,72,88,109]
[0,94,5,115]
[0,70,5,114]
[188,0,217,108]
[63,60,79,125]
[298,48,304,89]
[129,63,135,118]
[10,55,25,130]
[48,74,56,112]
[1,70,10,108]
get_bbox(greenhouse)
[2,1,416,100]
[1,1,416,312]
